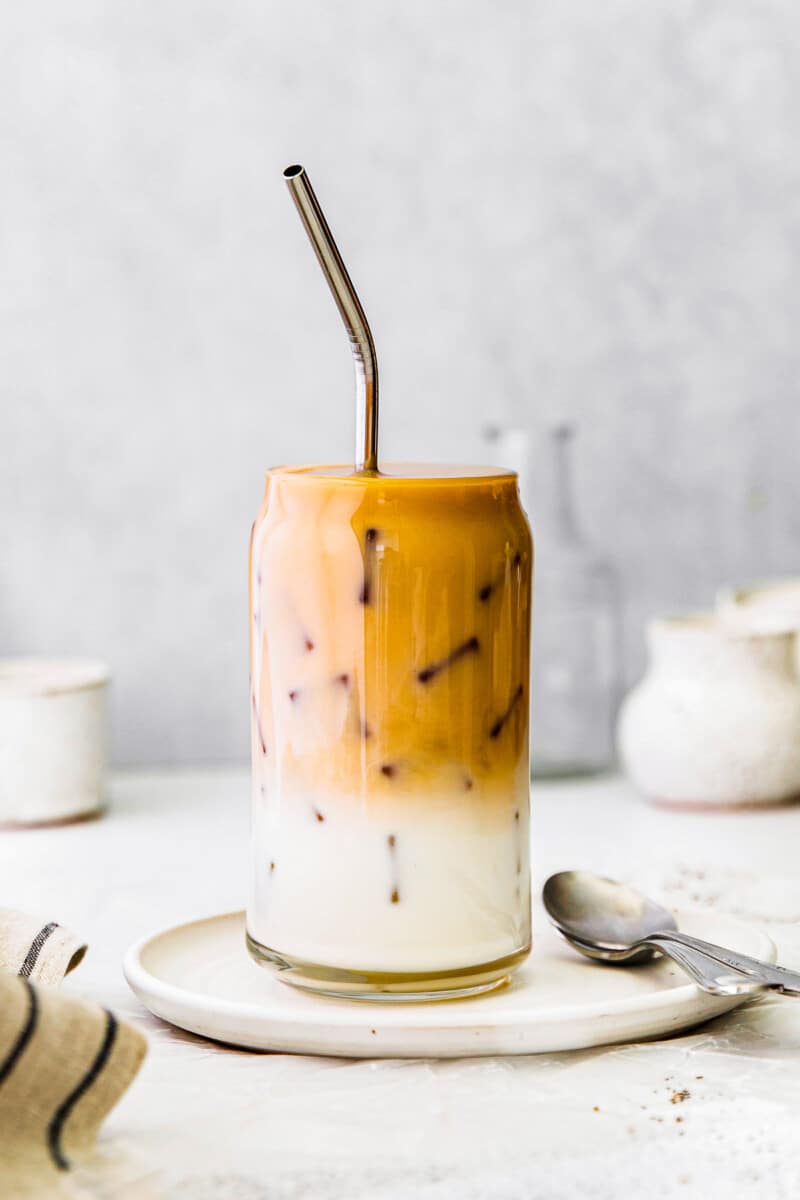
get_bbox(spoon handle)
[655,930,800,996]
[644,935,764,997]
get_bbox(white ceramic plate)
[123,908,775,1058]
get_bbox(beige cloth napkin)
[0,910,147,1197]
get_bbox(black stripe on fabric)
[0,978,38,1086]
[18,922,59,979]
[47,1009,118,1171]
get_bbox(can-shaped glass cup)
[247,464,533,1000]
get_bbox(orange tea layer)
[248,464,532,975]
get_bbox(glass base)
[246,931,531,1002]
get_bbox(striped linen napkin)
[0,909,147,1196]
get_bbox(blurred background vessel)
[490,424,622,777]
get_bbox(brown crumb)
[288,689,299,702]
[388,834,396,849]
[336,673,350,687]
[695,1075,704,1080]
[671,1090,690,1105]
[592,1106,599,1113]
[269,861,275,873]
[391,889,400,904]
[676,1116,684,1124]
[381,763,397,779]
[313,807,325,823]
[304,638,315,652]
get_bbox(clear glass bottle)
[247,463,533,1000]
[529,426,621,776]
[488,424,621,777]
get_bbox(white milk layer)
[248,787,531,974]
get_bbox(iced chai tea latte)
[248,164,533,998]
[247,462,533,998]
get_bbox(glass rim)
[265,462,519,488]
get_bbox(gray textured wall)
[2,1,799,764]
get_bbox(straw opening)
[283,164,304,179]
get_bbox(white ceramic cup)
[0,659,110,827]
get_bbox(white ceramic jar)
[618,615,800,808]
[718,579,800,674]
[0,659,110,827]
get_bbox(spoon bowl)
[561,933,658,967]
[543,870,678,963]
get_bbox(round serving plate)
[123,908,775,1058]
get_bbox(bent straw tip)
[283,164,305,180]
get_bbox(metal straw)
[283,164,379,473]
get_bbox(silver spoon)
[543,871,800,997]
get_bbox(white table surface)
[4,769,800,1199]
